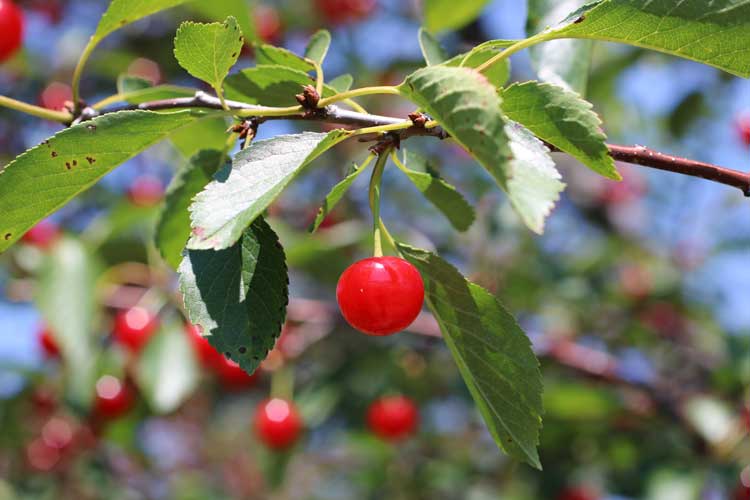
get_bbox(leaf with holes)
[397,150,475,232]
[502,81,619,180]
[527,0,593,95]
[309,157,372,233]
[156,150,226,269]
[225,65,337,107]
[554,0,750,78]
[179,217,288,375]
[0,110,207,253]
[174,17,244,93]
[188,130,350,250]
[305,29,331,64]
[419,27,448,65]
[398,244,543,469]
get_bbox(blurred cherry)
[38,327,60,358]
[185,323,224,368]
[41,417,74,450]
[640,302,685,338]
[127,57,161,85]
[0,0,24,63]
[94,375,135,419]
[128,175,164,207]
[737,115,750,147]
[26,437,60,472]
[40,82,72,111]
[315,0,376,24]
[735,484,750,500]
[112,307,159,353]
[21,219,60,249]
[598,169,646,205]
[29,0,62,24]
[618,264,651,300]
[366,395,419,442]
[216,357,260,389]
[557,487,599,500]
[255,4,283,43]
[254,398,303,450]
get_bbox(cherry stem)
[270,365,294,400]
[369,150,391,258]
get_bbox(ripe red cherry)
[94,375,135,419]
[315,0,376,24]
[737,115,750,147]
[216,357,260,389]
[336,256,424,336]
[254,398,303,450]
[366,395,418,442]
[254,4,283,43]
[38,327,60,358]
[128,175,164,207]
[185,323,223,368]
[21,219,60,249]
[112,307,159,352]
[0,0,24,63]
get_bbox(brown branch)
[94,92,750,196]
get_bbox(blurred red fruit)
[21,220,60,249]
[557,487,599,500]
[94,375,135,419]
[737,115,750,147]
[38,327,60,358]
[216,357,260,389]
[598,169,646,205]
[128,176,164,207]
[40,82,72,111]
[26,437,60,471]
[254,398,303,449]
[185,323,224,368]
[41,417,74,450]
[29,0,62,24]
[735,484,750,500]
[0,0,24,62]
[254,5,283,43]
[366,395,418,442]
[127,57,161,85]
[113,307,159,352]
[315,0,376,24]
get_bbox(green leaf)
[418,28,448,65]
[36,238,99,409]
[115,81,196,105]
[501,81,619,180]
[0,110,206,253]
[170,117,229,159]
[135,320,199,414]
[554,0,750,78]
[187,0,257,43]
[503,122,565,233]
[398,244,543,469]
[396,150,475,232]
[173,17,244,92]
[94,0,192,41]
[328,74,354,92]
[305,30,332,64]
[179,217,288,375]
[309,157,372,233]
[442,42,513,89]
[527,0,593,95]
[255,44,315,73]
[156,150,225,269]
[117,75,153,94]
[225,65,337,107]
[188,131,349,250]
[424,0,491,32]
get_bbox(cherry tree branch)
[92,91,750,196]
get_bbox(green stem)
[474,31,558,74]
[235,105,303,118]
[214,85,229,112]
[378,218,398,255]
[313,61,325,99]
[71,38,97,107]
[351,121,413,137]
[0,95,72,123]
[317,85,401,108]
[270,365,294,400]
[368,150,391,258]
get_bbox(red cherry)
[41,417,74,450]
[216,357,260,389]
[0,0,23,63]
[21,220,60,249]
[736,483,750,500]
[26,437,60,472]
[336,256,424,336]
[737,115,750,147]
[366,395,418,442]
[128,176,164,207]
[315,0,376,24]
[254,398,303,450]
[40,82,72,111]
[38,327,60,358]
[557,487,599,500]
[112,307,159,352]
[185,323,223,368]
[254,4,283,43]
[94,375,135,419]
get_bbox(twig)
[93,91,750,196]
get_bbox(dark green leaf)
[398,244,543,469]
[156,150,226,269]
[396,150,475,231]
[188,131,350,250]
[0,110,206,253]
[179,217,288,376]
[501,81,619,180]
[418,27,448,65]
[305,30,332,64]
[170,117,230,158]
[225,65,337,107]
